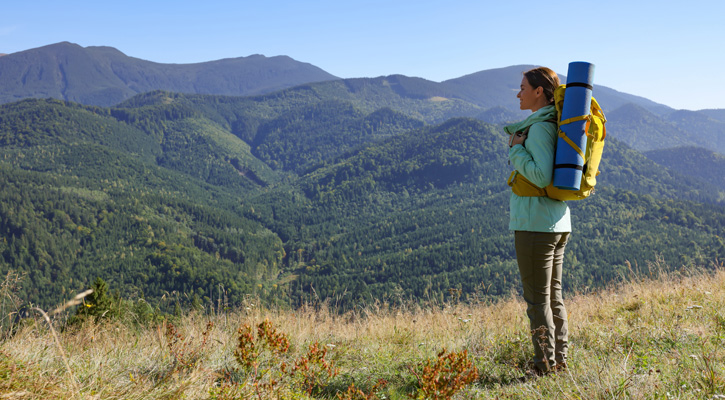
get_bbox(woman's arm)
[508,122,555,188]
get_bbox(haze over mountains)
[1,42,724,309]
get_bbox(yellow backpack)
[507,84,607,201]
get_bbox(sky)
[2,0,723,110]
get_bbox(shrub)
[409,348,478,400]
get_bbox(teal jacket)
[505,105,571,232]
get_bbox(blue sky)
[2,0,723,110]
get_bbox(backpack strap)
[520,117,557,136]
[558,130,585,159]
[557,114,590,159]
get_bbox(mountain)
[2,45,725,311]
[644,146,725,193]
[243,73,725,157]
[0,43,679,116]
[8,42,725,156]
[664,109,725,153]
[699,109,725,122]
[2,92,724,310]
[606,103,725,154]
[262,117,724,306]
[0,42,339,107]
[440,65,673,115]
[606,103,690,151]
[0,97,292,306]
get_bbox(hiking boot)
[517,363,551,382]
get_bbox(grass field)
[1,260,724,399]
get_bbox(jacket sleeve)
[508,122,555,188]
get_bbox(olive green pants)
[515,231,570,372]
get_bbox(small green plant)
[408,348,478,400]
[71,277,117,323]
[492,335,527,369]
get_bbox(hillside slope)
[645,146,725,193]
[607,103,725,154]
[1,90,725,310]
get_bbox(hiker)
[506,66,570,375]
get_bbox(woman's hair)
[523,67,560,105]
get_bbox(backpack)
[507,84,607,201]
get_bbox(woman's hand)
[509,131,527,147]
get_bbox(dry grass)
[1,261,724,399]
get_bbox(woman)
[505,66,570,375]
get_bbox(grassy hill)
[1,262,723,399]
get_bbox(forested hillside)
[1,78,724,311]
[607,103,725,154]
[247,118,725,307]
[0,98,288,307]
[645,146,725,193]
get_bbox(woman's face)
[517,77,542,111]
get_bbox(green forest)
[1,85,724,312]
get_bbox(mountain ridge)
[2,43,725,310]
[0,42,680,114]
[0,42,340,106]
[5,42,725,135]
